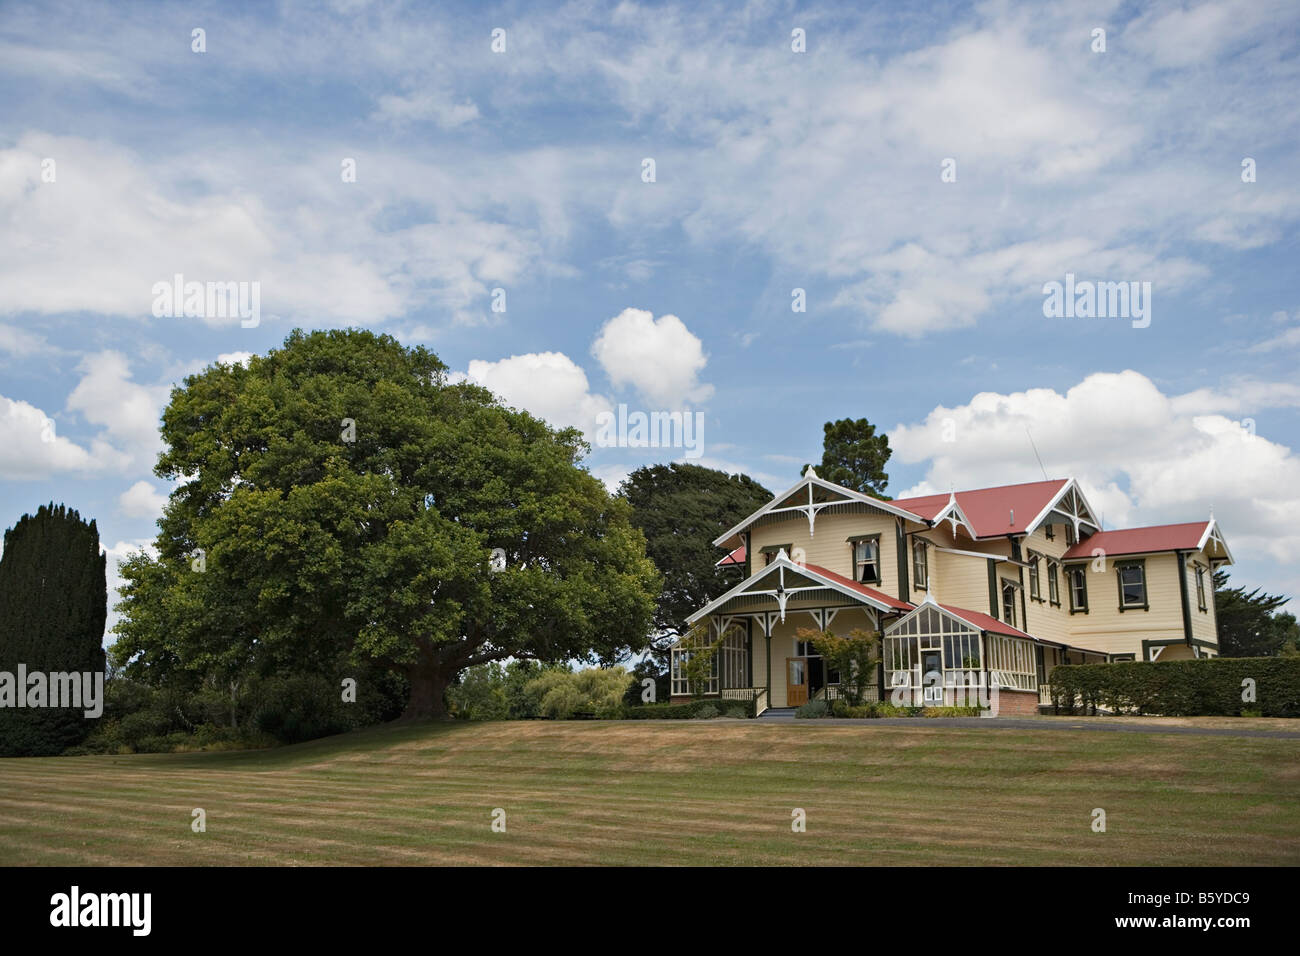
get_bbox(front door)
[921,650,943,705]
[786,657,808,707]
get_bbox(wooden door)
[786,657,808,707]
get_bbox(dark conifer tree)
[0,503,107,755]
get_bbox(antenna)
[1025,427,1048,480]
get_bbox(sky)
[1,0,1298,642]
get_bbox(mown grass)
[1,720,1296,865]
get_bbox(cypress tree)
[0,503,107,755]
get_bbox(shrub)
[622,700,729,719]
[447,663,510,721]
[1050,657,1300,717]
[724,705,748,719]
[522,667,636,719]
[693,704,719,719]
[795,699,829,719]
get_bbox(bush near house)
[1050,657,1300,717]
[522,667,635,719]
[824,701,983,718]
[621,698,754,719]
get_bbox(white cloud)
[590,308,713,407]
[118,480,168,519]
[890,369,1300,599]
[0,395,100,478]
[464,351,612,438]
[102,537,157,646]
[372,90,479,128]
[0,322,54,356]
[65,351,168,471]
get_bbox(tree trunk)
[402,654,451,720]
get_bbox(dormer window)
[848,534,881,584]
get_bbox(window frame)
[1115,558,1148,611]
[1067,566,1088,614]
[848,533,882,585]
[1028,551,1043,602]
[912,538,929,589]
[1000,579,1019,628]
[1047,560,1060,607]
[1195,564,1208,612]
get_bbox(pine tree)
[0,503,107,755]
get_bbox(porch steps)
[757,707,797,720]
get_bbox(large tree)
[1214,570,1299,657]
[618,463,771,658]
[808,417,891,496]
[0,503,107,755]
[112,329,660,719]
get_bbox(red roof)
[1062,522,1211,560]
[937,603,1035,640]
[804,563,914,612]
[715,544,745,567]
[893,478,1069,538]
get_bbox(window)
[670,627,747,696]
[1117,561,1147,610]
[1195,565,1208,612]
[987,634,1038,691]
[760,544,790,567]
[1068,567,1088,613]
[851,536,880,584]
[912,539,929,588]
[1028,553,1042,601]
[1047,561,1060,606]
[1001,581,1018,628]
[1065,524,1077,546]
[1044,523,1055,541]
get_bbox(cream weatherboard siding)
[1186,549,1220,649]
[1063,552,1187,658]
[748,508,900,595]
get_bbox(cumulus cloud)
[65,351,168,471]
[889,370,1300,594]
[0,395,100,478]
[464,351,612,438]
[118,480,168,520]
[590,308,713,407]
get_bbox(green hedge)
[622,698,754,719]
[1050,657,1300,717]
[829,701,982,718]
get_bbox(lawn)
[1,719,1297,866]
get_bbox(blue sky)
[2,0,1299,638]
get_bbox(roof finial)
[804,465,818,479]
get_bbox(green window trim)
[849,533,882,585]
[759,543,791,554]
[912,538,929,589]
[1027,551,1043,602]
[1067,566,1088,614]
[1115,558,1149,612]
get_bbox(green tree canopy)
[808,417,892,496]
[1214,570,1298,657]
[0,503,107,755]
[112,329,660,718]
[618,462,771,656]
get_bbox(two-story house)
[671,468,1233,716]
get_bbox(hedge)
[1050,657,1300,717]
[621,698,755,719]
